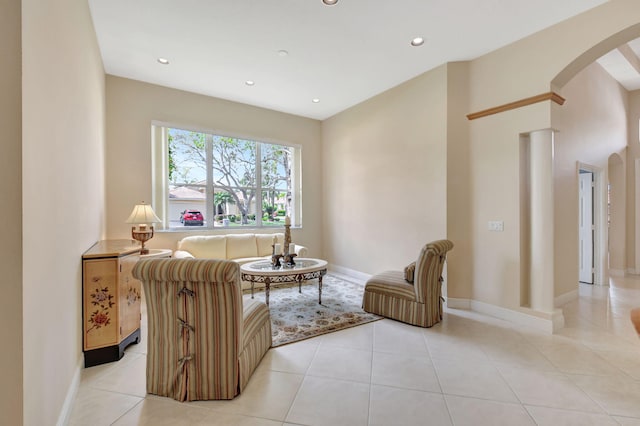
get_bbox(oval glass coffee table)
[240,258,328,306]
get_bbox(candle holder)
[271,254,283,268]
[271,243,283,268]
[283,219,298,267]
[284,222,292,253]
[282,252,297,267]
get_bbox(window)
[152,125,301,229]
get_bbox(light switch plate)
[488,221,504,232]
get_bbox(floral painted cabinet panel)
[83,258,119,349]
[118,254,141,342]
[82,240,142,367]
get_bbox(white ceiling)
[88,0,608,120]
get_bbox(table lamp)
[126,202,161,254]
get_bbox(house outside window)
[151,124,301,229]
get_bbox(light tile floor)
[68,276,640,425]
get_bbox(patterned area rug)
[243,274,382,347]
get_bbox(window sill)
[157,226,302,233]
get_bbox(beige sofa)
[174,233,308,262]
[174,234,308,289]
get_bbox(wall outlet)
[488,221,504,232]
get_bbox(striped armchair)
[132,258,272,401]
[632,308,640,335]
[362,240,454,327]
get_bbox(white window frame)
[151,122,302,230]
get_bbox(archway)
[549,25,637,292]
[552,23,640,90]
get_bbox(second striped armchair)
[362,240,454,328]
[132,258,272,401]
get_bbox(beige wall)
[320,1,640,317]
[22,0,106,424]
[318,0,640,312]
[609,153,627,273]
[0,0,23,424]
[552,63,628,294]
[472,0,640,113]
[9,2,640,423]
[627,90,640,273]
[105,77,322,254]
[463,1,640,313]
[468,102,549,308]
[446,62,472,299]
[321,65,448,274]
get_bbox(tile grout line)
[108,399,145,426]
[280,339,322,424]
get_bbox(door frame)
[578,170,594,284]
[577,162,607,286]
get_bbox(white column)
[529,129,555,313]
[636,159,640,275]
[151,125,168,228]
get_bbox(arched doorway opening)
[550,25,640,291]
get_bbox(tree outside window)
[166,128,297,228]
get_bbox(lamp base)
[131,226,154,255]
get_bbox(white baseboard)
[341,266,565,333]
[328,264,372,282]
[446,297,564,334]
[626,268,640,276]
[555,289,578,307]
[446,297,471,309]
[471,300,564,333]
[610,269,626,277]
[57,358,83,426]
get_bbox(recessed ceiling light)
[322,0,338,5]
[278,50,289,57]
[157,57,170,65]
[410,37,425,47]
[245,80,255,86]
[312,98,320,103]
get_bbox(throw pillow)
[404,262,416,284]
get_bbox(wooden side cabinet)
[82,240,142,367]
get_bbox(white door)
[579,171,594,284]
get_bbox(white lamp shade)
[126,203,161,224]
